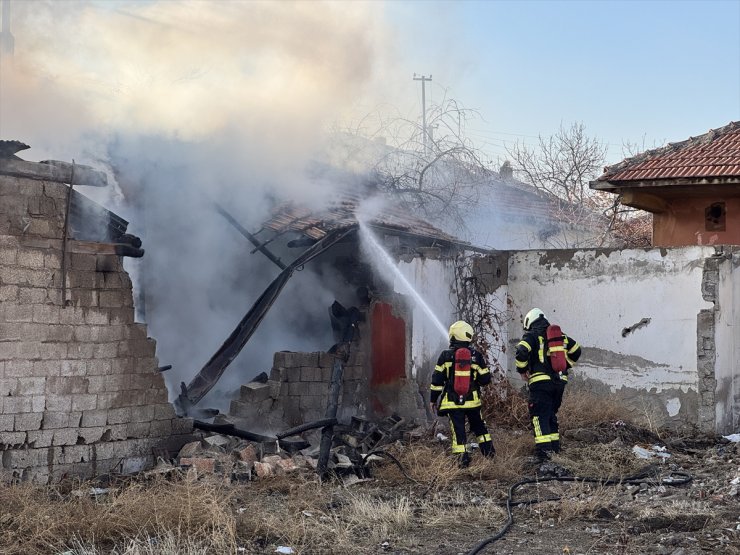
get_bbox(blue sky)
[385,0,740,164]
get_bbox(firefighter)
[515,308,582,459]
[430,320,494,467]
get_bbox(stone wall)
[0,173,192,483]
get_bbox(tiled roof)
[596,121,740,183]
[263,190,463,245]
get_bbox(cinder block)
[0,378,18,396]
[32,360,61,377]
[14,412,43,431]
[61,444,92,464]
[144,388,168,404]
[31,395,45,412]
[0,247,17,265]
[44,253,61,269]
[41,411,77,429]
[84,310,109,326]
[86,360,113,375]
[3,360,34,378]
[66,342,95,359]
[127,422,150,438]
[77,426,105,444]
[149,419,172,437]
[240,382,271,403]
[130,405,154,423]
[309,382,328,396]
[71,394,97,411]
[3,396,33,414]
[268,380,282,398]
[4,303,33,322]
[46,324,74,342]
[2,446,50,468]
[172,417,194,434]
[81,409,108,428]
[52,428,80,446]
[60,360,86,377]
[70,253,96,271]
[133,358,157,374]
[17,250,45,268]
[0,415,14,431]
[17,287,46,304]
[99,290,124,308]
[288,382,303,396]
[26,429,54,448]
[0,284,19,301]
[32,304,60,324]
[153,403,176,420]
[38,342,67,360]
[0,431,27,447]
[46,376,87,395]
[16,377,46,396]
[44,395,73,413]
[107,407,131,424]
[108,307,135,325]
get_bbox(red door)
[371,302,406,386]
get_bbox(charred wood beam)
[276,418,338,439]
[67,240,144,258]
[178,226,357,410]
[214,203,286,270]
[192,420,277,443]
[60,162,75,308]
[317,353,345,479]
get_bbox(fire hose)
[465,468,692,555]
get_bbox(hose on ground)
[465,470,693,555]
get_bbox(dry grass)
[0,475,237,555]
[550,443,651,480]
[558,390,634,431]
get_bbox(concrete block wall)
[0,174,192,483]
[228,350,368,429]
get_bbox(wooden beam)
[67,240,144,258]
[0,158,107,186]
[620,191,670,214]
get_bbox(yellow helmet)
[523,308,545,330]
[448,320,474,342]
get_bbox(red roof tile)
[596,121,740,183]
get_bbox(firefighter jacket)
[430,342,491,411]
[515,319,581,386]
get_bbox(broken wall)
[0,172,192,483]
[493,246,739,434]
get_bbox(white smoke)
[0,0,401,410]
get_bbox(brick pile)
[0,172,192,483]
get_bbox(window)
[705,202,726,231]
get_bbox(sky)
[384,0,740,164]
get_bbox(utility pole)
[413,73,432,154]
[1,0,14,56]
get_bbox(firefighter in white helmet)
[516,308,582,460]
[430,320,494,467]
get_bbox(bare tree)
[331,94,495,232]
[507,122,651,248]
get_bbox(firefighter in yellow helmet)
[430,321,494,467]
[515,308,582,460]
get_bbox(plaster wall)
[715,248,740,432]
[397,256,455,384]
[504,247,718,428]
[653,197,740,247]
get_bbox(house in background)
[592,121,740,247]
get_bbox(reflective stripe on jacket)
[430,344,491,410]
[515,325,581,386]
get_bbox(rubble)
[173,413,421,481]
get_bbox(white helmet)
[523,308,545,330]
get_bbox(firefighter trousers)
[447,407,494,457]
[528,380,562,457]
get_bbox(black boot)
[479,441,495,458]
[459,452,471,468]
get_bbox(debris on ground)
[173,413,421,481]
